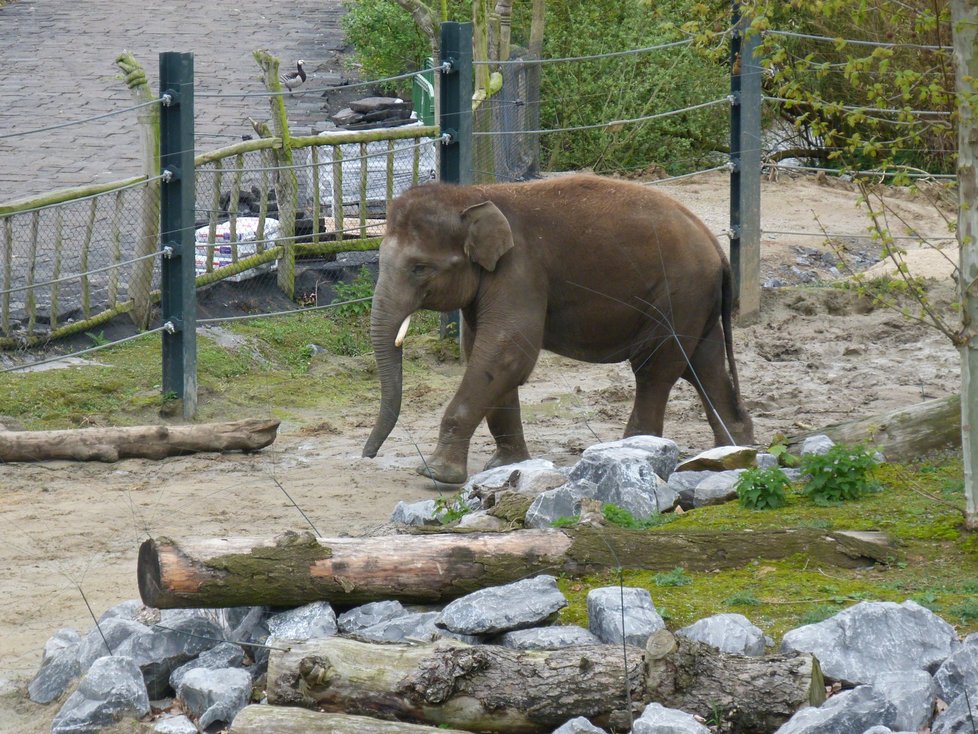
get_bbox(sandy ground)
[0,171,964,731]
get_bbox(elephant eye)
[411,263,431,276]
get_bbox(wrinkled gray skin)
[362,175,754,484]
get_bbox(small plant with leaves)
[768,441,800,468]
[332,267,375,317]
[735,466,792,510]
[801,443,882,506]
[654,567,692,587]
[434,492,471,525]
[550,515,580,528]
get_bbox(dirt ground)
[0,171,964,732]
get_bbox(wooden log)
[137,527,898,609]
[0,418,279,463]
[788,395,960,458]
[230,705,472,734]
[266,637,645,733]
[644,629,825,733]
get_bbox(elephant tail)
[721,262,742,395]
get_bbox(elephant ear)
[461,201,514,272]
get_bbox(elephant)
[362,174,754,483]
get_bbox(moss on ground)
[558,453,978,642]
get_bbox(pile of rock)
[329,96,414,130]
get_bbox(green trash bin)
[412,58,435,126]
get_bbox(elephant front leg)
[417,399,478,484]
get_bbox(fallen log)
[266,637,645,733]
[230,705,472,734]
[264,636,822,733]
[0,418,280,463]
[644,629,825,732]
[138,527,898,609]
[788,395,959,458]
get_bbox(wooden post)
[115,52,161,330]
[80,199,96,319]
[951,0,978,530]
[1,217,11,335]
[729,1,762,320]
[254,50,299,299]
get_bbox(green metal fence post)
[439,21,473,340]
[159,51,197,419]
[729,1,762,320]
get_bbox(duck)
[281,60,306,92]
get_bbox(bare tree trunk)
[393,0,440,56]
[137,528,897,609]
[951,0,978,530]
[263,636,822,733]
[525,0,546,177]
[787,395,960,458]
[0,419,279,463]
[231,706,471,734]
[645,630,825,732]
[266,637,645,733]
[115,52,160,330]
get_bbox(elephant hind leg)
[484,387,531,470]
[683,323,755,446]
[625,347,685,438]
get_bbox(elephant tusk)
[394,315,412,347]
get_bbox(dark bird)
[281,60,306,93]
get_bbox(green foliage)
[801,443,882,506]
[332,267,375,318]
[947,598,978,623]
[799,603,843,625]
[654,567,692,587]
[435,491,471,524]
[340,0,431,94]
[526,0,728,174]
[769,442,800,468]
[601,503,673,529]
[736,466,792,510]
[85,331,109,347]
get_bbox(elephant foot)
[416,459,467,485]
[484,447,532,471]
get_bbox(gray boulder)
[267,601,337,640]
[756,452,779,468]
[587,587,664,647]
[933,632,978,706]
[77,618,152,672]
[29,628,82,704]
[665,470,714,510]
[780,600,959,684]
[96,599,143,624]
[337,600,407,634]
[872,669,936,732]
[357,611,442,643]
[391,498,443,526]
[437,575,567,635]
[524,484,587,528]
[800,434,835,456]
[569,445,677,515]
[51,656,150,734]
[932,688,978,734]
[153,714,198,734]
[632,702,711,734]
[177,667,252,730]
[456,510,508,531]
[690,470,746,508]
[139,609,227,697]
[552,716,608,733]
[676,613,766,656]
[583,436,680,478]
[773,685,897,734]
[499,625,601,650]
[464,459,568,502]
[169,641,246,691]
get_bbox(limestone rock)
[498,625,601,650]
[569,445,677,515]
[337,600,406,634]
[933,631,978,707]
[773,685,897,734]
[177,667,252,730]
[390,499,443,526]
[587,587,664,647]
[676,445,758,472]
[524,484,587,529]
[51,656,150,734]
[552,716,608,733]
[800,434,835,456]
[267,601,337,641]
[437,575,567,635]
[676,613,766,656]
[872,669,936,732]
[169,641,246,691]
[632,702,711,734]
[29,628,81,704]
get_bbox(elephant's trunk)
[362,300,412,458]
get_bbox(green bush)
[602,503,672,529]
[735,466,792,510]
[654,567,692,587]
[332,267,375,317]
[801,444,882,506]
[340,0,432,93]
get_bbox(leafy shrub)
[332,267,375,317]
[801,444,881,506]
[799,604,842,625]
[551,515,581,528]
[340,0,430,94]
[735,467,792,510]
[724,590,761,607]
